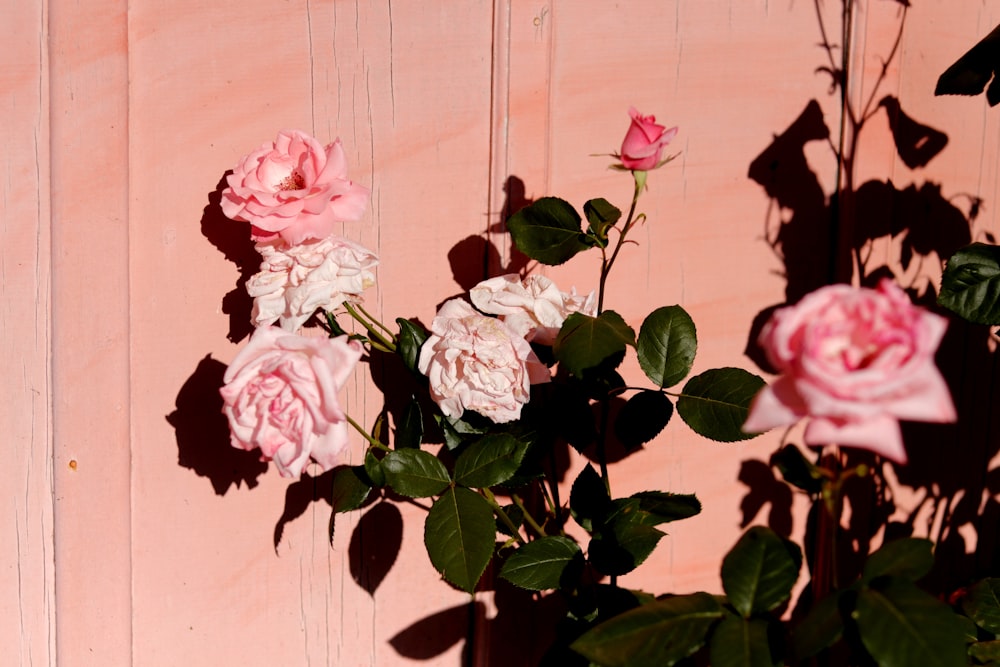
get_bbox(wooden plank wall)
[4,0,1000,664]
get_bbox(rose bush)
[470,274,596,345]
[743,279,956,463]
[417,298,551,423]
[220,129,370,245]
[619,106,678,171]
[247,235,379,332]
[220,326,363,477]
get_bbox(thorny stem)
[597,173,644,314]
[511,493,549,537]
[812,446,868,602]
[591,170,648,504]
[482,488,527,545]
[545,451,564,529]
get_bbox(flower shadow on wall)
[740,0,999,603]
[165,179,275,498]
[166,354,268,495]
[201,174,259,344]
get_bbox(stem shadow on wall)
[740,0,998,600]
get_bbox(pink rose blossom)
[470,274,597,345]
[220,326,363,478]
[743,280,956,463]
[220,130,370,245]
[619,107,678,171]
[417,299,551,424]
[247,235,379,332]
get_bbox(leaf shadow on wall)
[201,174,258,345]
[166,354,268,495]
[739,0,999,604]
[437,175,535,312]
[388,554,575,665]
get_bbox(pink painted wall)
[5,1,1000,664]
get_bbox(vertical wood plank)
[14,0,1000,664]
[48,0,133,663]
[126,1,495,664]
[1,0,55,663]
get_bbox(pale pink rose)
[743,280,956,463]
[470,274,597,345]
[220,326,363,478]
[220,130,370,245]
[247,235,379,331]
[417,299,551,423]
[619,107,678,171]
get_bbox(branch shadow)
[741,0,1000,599]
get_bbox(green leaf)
[772,445,823,495]
[709,616,779,667]
[583,197,622,246]
[453,433,529,488]
[507,196,591,265]
[677,368,767,442]
[325,310,350,337]
[721,526,801,618]
[381,449,451,498]
[554,311,636,378]
[855,578,969,667]
[434,413,489,450]
[963,578,1000,634]
[396,317,429,374]
[424,487,497,593]
[330,465,371,513]
[499,536,583,591]
[569,464,611,532]
[630,491,701,524]
[615,390,673,449]
[969,640,1000,663]
[939,243,1000,325]
[862,538,935,584]
[570,592,723,667]
[395,396,423,449]
[636,306,698,388]
[589,499,665,576]
[791,590,845,660]
[364,449,386,487]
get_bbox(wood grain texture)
[47,0,133,664]
[2,0,54,664]
[3,0,1000,665]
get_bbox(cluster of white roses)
[420,275,597,424]
[217,129,595,477]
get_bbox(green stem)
[344,302,397,352]
[597,173,644,313]
[511,493,548,537]
[355,302,395,337]
[482,488,526,545]
[345,413,390,451]
[596,398,612,495]
[539,449,565,534]
[813,447,854,601]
